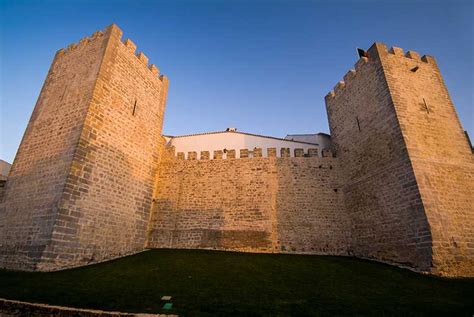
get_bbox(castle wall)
[325,45,433,272]
[1,23,471,277]
[378,46,474,276]
[168,131,321,159]
[0,25,169,271]
[34,26,169,271]
[325,43,474,277]
[0,30,109,270]
[148,153,350,255]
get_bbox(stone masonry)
[0,25,472,276]
[372,44,473,276]
[148,149,349,255]
[325,43,473,276]
[0,24,168,271]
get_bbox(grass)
[0,249,473,316]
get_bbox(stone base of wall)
[0,298,176,317]
[0,249,147,273]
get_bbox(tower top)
[56,24,167,83]
[325,42,436,102]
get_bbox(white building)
[0,160,11,181]
[164,128,332,159]
[284,133,332,150]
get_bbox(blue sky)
[0,0,472,163]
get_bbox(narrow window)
[132,100,137,116]
[422,98,430,114]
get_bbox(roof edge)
[163,130,320,146]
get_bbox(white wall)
[167,132,320,159]
[285,133,332,150]
[0,160,11,180]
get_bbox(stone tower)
[0,24,169,271]
[325,43,473,276]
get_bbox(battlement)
[56,30,105,56]
[325,42,436,101]
[372,42,436,63]
[56,24,167,83]
[3,25,472,277]
[172,147,335,160]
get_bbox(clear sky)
[0,0,472,163]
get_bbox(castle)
[0,24,472,277]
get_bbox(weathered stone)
[308,148,318,157]
[294,148,304,157]
[325,42,474,277]
[148,157,349,255]
[227,149,236,159]
[253,148,262,157]
[0,25,471,278]
[280,148,290,158]
[213,150,223,160]
[267,148,276,157]
[0,24,168,271]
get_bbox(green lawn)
[0,249,473,316]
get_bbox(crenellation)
[267,148,276,157]
[308,148,318,157]
[79,37,90,45]
[294,148,304,157]
[240,149,249,158]
[328,43,437,104]
[90,30,104,40]
[281,148,290,157]
[214,150,223,159]
[67,43,79,51]
[137,52,149,66]
[59,29,105,56]
[1,27,471,277]
[321,149,333,158]
[55,48,66,58]
[367,42,388,59]
[200,151,210,160]
[149,64,159,75]
[326,41,473,277]
[123,38,137,53]
[324,90,335,102]
[406,50,421,60]
[333,81,345,95]
[0,23,169,272]
[111,30,164,80]
[354,56,368,71]
[253,148,262,157]
[389,46,404,56]
[343,69,356,84]
[227,149,236,159]
[159,74,168,83]
[421,55,436,64]
[168,147,328,160]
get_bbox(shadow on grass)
[0,249,473,316]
